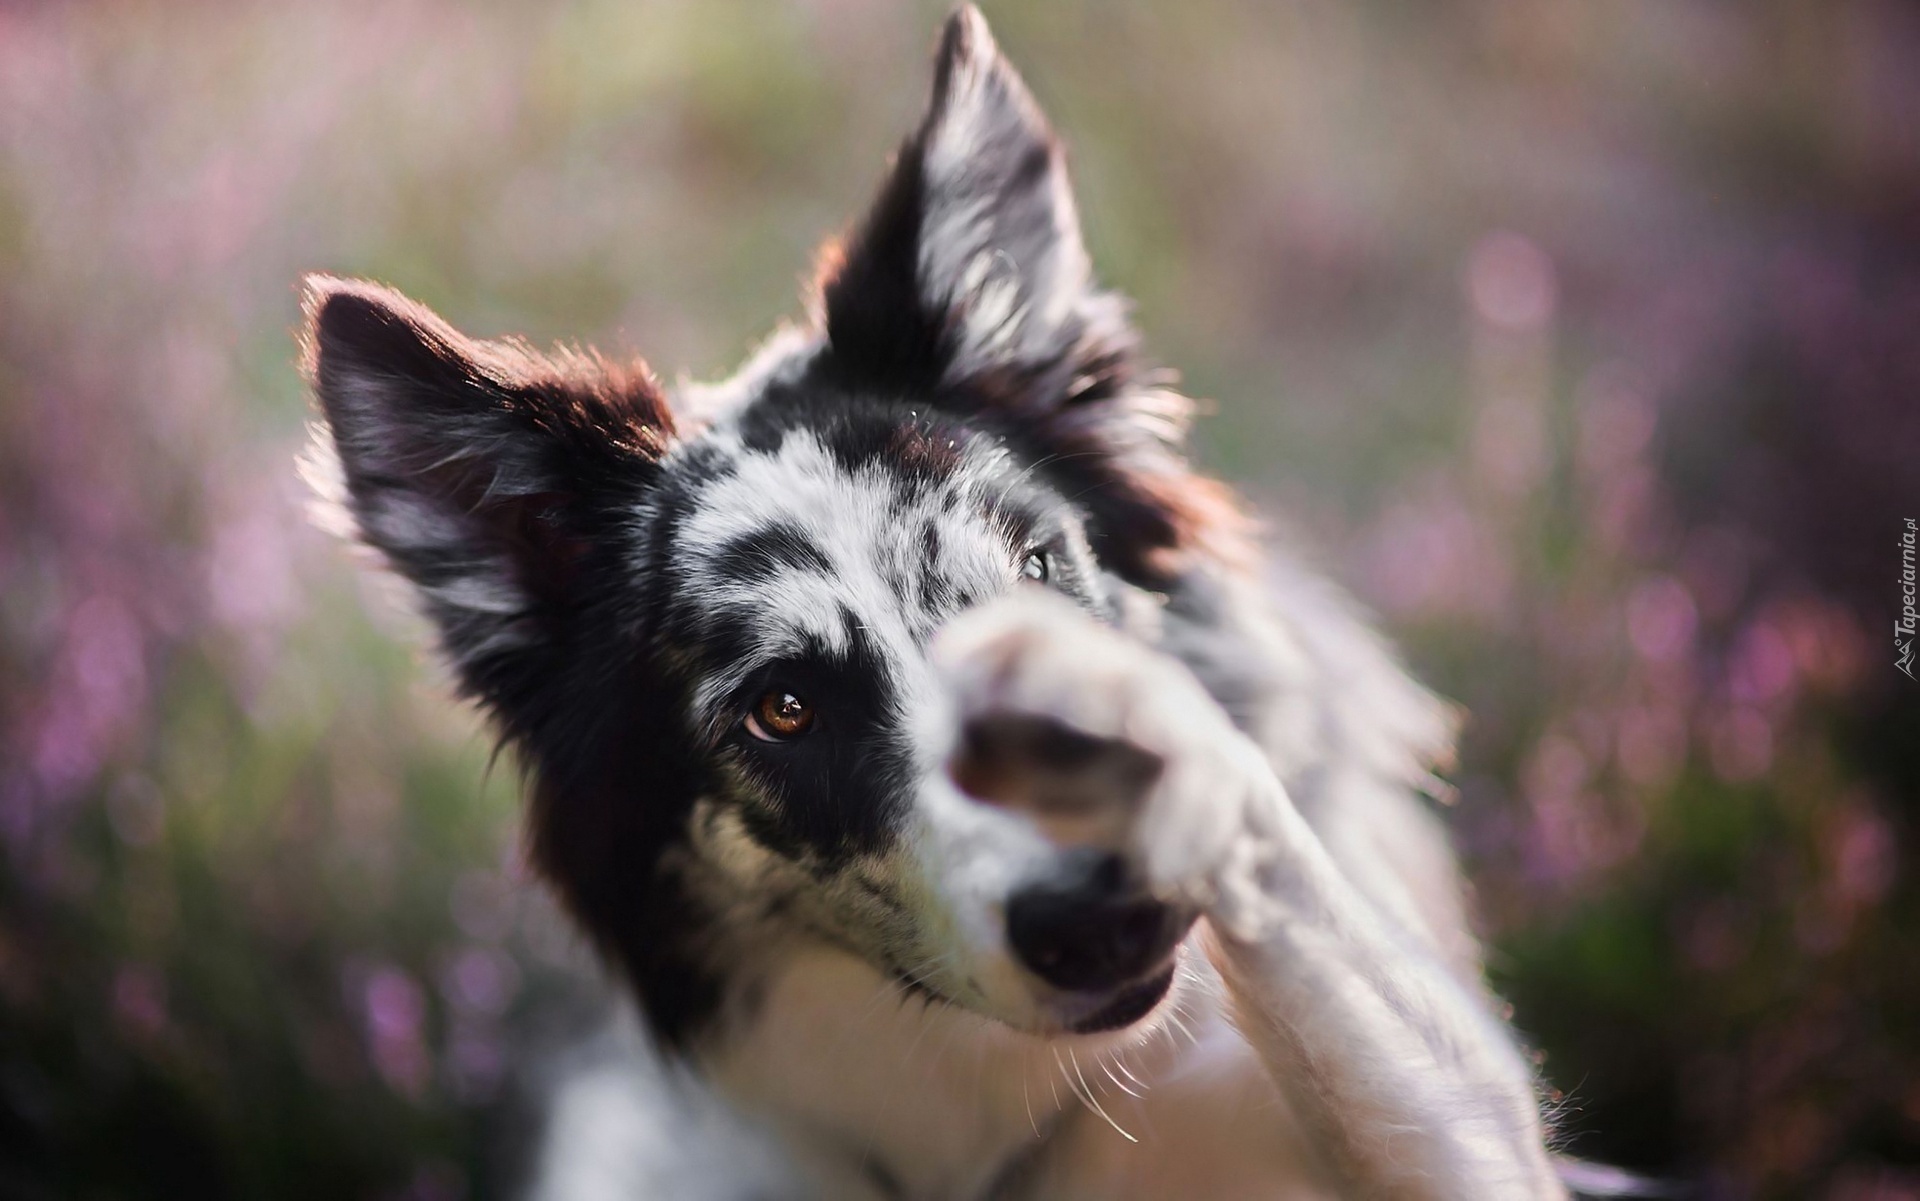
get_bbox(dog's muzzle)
[1006,849,1194,1029]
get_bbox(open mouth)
[1067,964,1177,1034]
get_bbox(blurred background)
[1,1,1916,1197]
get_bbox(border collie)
[302,8,1576,1197]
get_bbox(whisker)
[1021,1047,1040,1137]
[1112,1049,1151,1093]
[896,982,950,1069]
[1165,1005,1198,1047]
[1098,1050,1142,1098]
[928,995,971,1072]
[1052,1045,1090,1109]
[1066,1046,1138,1143]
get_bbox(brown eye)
[746,690,814,741]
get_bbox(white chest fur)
[701,938,1333,1201]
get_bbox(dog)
[302,8,1577,1197]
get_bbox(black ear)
[817,9,1251,586]
[302,276,674,709]
[819,5,1133,404]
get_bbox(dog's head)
[305,7,1252,1048]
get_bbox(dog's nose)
[1006,851,1192,993]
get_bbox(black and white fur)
[304,9,1572,1198]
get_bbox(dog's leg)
[937,594,1563,1201]
[1194,793,1563,1200]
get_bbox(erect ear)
[301,276,674,709]
[817,8,1252,586]
[818,5,1134,403]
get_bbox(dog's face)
[658,408,1159,1038]
[306,8,1243,1046]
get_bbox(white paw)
[933,591,1289,921]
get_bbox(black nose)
[1006,851,1193,992]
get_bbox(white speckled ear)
[818,5,1133,401]
[911,6,1098,379]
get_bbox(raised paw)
[933,590,1284,914]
